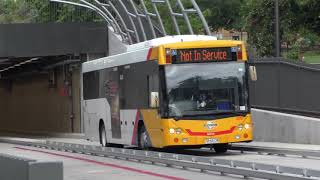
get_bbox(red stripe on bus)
[185,126,236,136]
[146,48,152,60]
[14,147,186,180]
[131,110,140,145]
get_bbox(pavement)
[0,139,238,180]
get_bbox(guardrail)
[230,144,320,159]
[1,137,319,180]
[0,152,63,180]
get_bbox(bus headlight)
[244,124,250,129]
[238,124,244,130]
[175,128,182,134]
[169,128,175,134]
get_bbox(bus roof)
[82,35,249,73]
[126,35,217,52]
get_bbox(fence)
[249,58,320,116]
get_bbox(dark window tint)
[121,61,159,109]
[83,71,99,100]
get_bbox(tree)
[146,0,245,34]
[138,0,206,35]
[198,0,244,31]
[241,0,320,58]
[0,0,101,24]
[0,0,38,23]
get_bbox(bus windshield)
[163,62,248,118]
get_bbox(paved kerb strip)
[0,138,319,180]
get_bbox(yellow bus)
[82,35,255,153]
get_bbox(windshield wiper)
[173,111,246,120]
[173,113,214,121]
[211,111,246,116]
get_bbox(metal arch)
[106,1,134,44]
[50,0,110,24]
[50,0,118,35]
[78,0,117,31]
[151,1,166,36]
[176,0,193,34]
[116,0,141,43]
[50,0,212,44]
[93,0,129,43]
[190,0,211,35]
[50,0,137,43]
[128,0,147,41]
[164,0,181,35]
[93,0,121,30]
[151,0,211,36]
[139,0,156,39]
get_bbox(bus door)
[119,66,129,143]
[103,67,121,139]
[144,71,164,147]
[118,64,139,145]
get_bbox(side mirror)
[249,66,257,81]
[150,92,159,108]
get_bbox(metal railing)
[230,144,320,159]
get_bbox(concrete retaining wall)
[252,108,320,144]
[0,153,63,180]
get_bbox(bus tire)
[99,124,107,147]
[213,143,228,154]
[139,125,151,150]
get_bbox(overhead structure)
[50,0,211,44]
[0,23,108,78]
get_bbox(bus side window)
[83,71,99,100]
[148,74,159,108]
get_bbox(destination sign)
[171,47,234,63]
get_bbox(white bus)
[81,35,254,152]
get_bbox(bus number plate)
[205,138,219,144]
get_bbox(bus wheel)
[100,124,107,147]
[213,143,228,154]
[139,125,150,150]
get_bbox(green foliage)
[198,0,244,31]
[284,29,320,60]
[286,44,300,60]
[241,0,275,56]
[0,0,38,23]
[241,0,320,57]
[0,0,319,58]
[140,0,205,35]
[0,0,101,24]
[139,0,245,35]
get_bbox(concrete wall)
[252,108,320,144]
[108,29,127,56]
[0,67,81,134]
